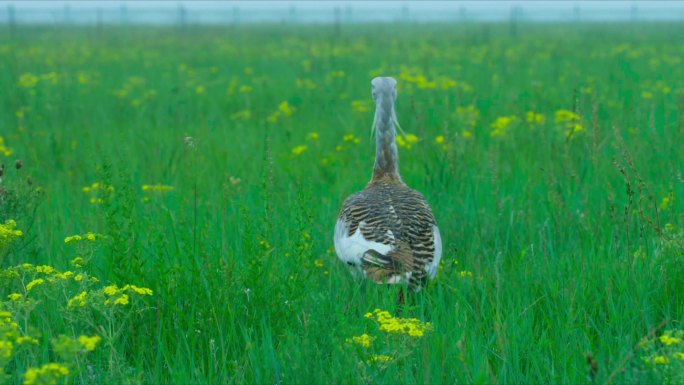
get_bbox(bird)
[333,76,442,294]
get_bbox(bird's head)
[371,77,400,134]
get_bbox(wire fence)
[2,4,684,26]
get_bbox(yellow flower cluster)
[67,291,87,308]
[291,145,308,156]
[454,105,478,139]
[398,66,463,91]
[351,100,371,113]
[296,78,317,90]
[396,134,418,149]
[141,184,174,192]
[230,110,251,121]
[82,182,114,204]
[364,309,433,338]
[81,182,114,194]
[0,136,13,157]
[23,363,70,385]
[267,101,296,123]
[346,333,373,347]
[367,354,393,364]
[659,330,683,346]
[526,111,545,125]
[343,133,361,145]
[490,116,518,137]
[0,310,38,364]
[0,220,23,248]
[102,284,153,306]
[638,328,684,375]
[64,232,101,244]
[77,335,101,351]
[26,279,44,291]
[554,109,583,138]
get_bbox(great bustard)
[334,77,442,292]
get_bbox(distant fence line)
[2,5,684,25]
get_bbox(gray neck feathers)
[372,98,401,181]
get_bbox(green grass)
[1,22,683,384]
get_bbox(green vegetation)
[0,22,683,383]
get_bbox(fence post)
[509,5,519,37]
[458,6,466,22]
[178,4,186,26]
[63,4,71,23]
[334,7,340,37]
[120,4,127,24]
[96,7,103,34]
[232,6,240,25]
[289,6,296,23]
[631,4,638,21]
[8,5,15,38]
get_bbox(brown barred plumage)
[333,77,442,291]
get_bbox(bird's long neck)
[372,98,401,183]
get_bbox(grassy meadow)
[1,22,684,384]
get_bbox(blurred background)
[3,0,684,25]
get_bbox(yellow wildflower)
[230,110,251,121]
[15,336,38,345]
[291,145,307,156]
[674,352,684,360]
[307,132,319,141]
[490,116,517,137]
[367,354,393,364]
[26,279,45,291]
[296,78,317,90]
[660,196,672,210]
[0,136,14,157]
[103,285,119,296]
[124,285,154,296]
[366,308,433,338]
[434,135,445,144]
[18,72,39,88]
[113,294,129,306]
[346,333,373,347]
[23,363,69,385]
[314,259,324,268]
[77,335,101,351]
[0,340,13,358]
[64,235,82,243]
[0,219,23,244]
[278,101,295,116]
[351,100,371,113]
[35,265,55,274]
[67,291,87,308]
[54,271,74,280]
[141,184,174,193]
[652,355,669,364]
[526,111,545,124]
[64,232,102,243]
[239,85,253,93]
[195,85,206,94]
[8,293,22,301]
[659,331,682,346]
[554,109,580,123]
[69,257,84,268]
